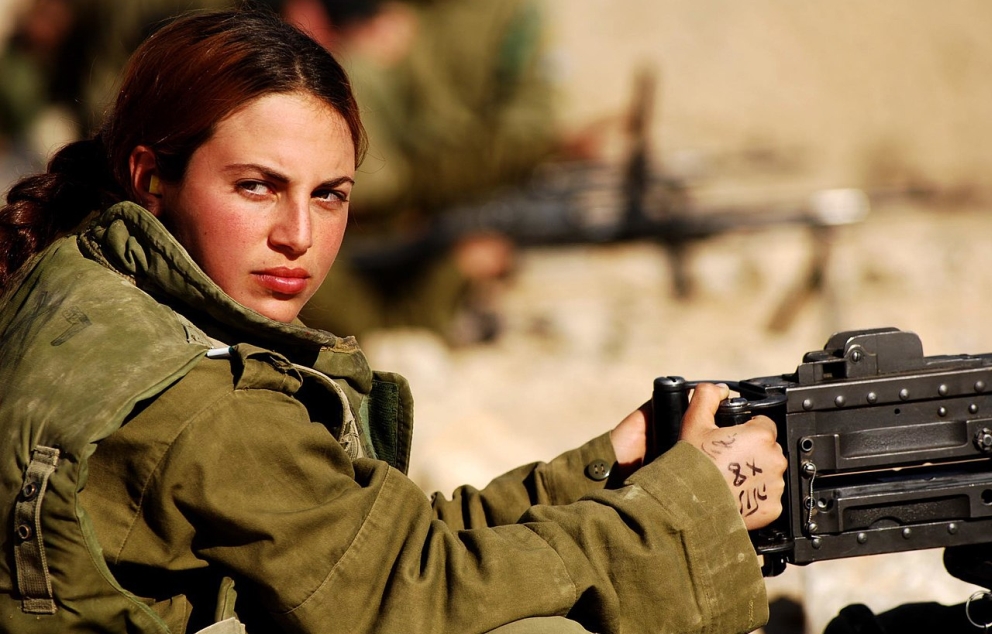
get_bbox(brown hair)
[0,8,366,290]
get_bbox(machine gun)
[652,327,992,580]
[347,161,868,271]
[345,68,872,315]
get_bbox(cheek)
[313,214,348,272]
[180,188,257,244]
[166,195,257,274]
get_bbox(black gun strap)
[13,445,60,614]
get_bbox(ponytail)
[0,135,122,290]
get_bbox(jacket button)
[585,459,611,481]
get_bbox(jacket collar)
[76,202,372,390]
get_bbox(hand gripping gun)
[652,327,992,580]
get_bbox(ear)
[129,145,165,216]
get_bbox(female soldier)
[0,8,785,634]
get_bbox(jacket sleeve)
[88,362,767,634]
[429,432,618,529]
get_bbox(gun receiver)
[653,327,992,577]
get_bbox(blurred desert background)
[365,2,992,632]
[4,1,992,631]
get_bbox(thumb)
[679,383,731,445]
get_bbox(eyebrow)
[224,163,355,188]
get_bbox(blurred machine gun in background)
[349,159,869,291]
[347,69,878,332]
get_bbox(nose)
[268,196,313,255]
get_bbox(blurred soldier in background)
[0,0,230,167]
[282,0,563,344]
[0,0,86,184]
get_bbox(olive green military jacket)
[0,203,767,633]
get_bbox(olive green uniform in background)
[0,202,768,633]
[0,0,232,142]
[300,0,559,339]
[345,0,556,216]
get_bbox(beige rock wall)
[544,0,992,197]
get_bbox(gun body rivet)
[899,389,910,401]
[902,528,912,539]
[949,523,959,534]
[802,399,814,411]
[834,395,845,408]
[857,532,867,544]
[977,381,987,393]
[802,462,816,477]
[811,537,822,549]
[939,384,949,396]
[938,407,948,417]
[971,404,980,414]
[867,392,878,404]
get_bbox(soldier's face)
[153,92,355,323]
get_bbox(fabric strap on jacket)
[365,371,414,474]
[13,446,60,614]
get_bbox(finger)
[741,415,779,440]
[686,383,731,418]
[680,383,730,441]
[740,418,787,475]
[609,401,652,469]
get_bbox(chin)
[263,309,300,323]
[229,288,304,323]
[249,301,301,324]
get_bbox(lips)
[253,267,311,295]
